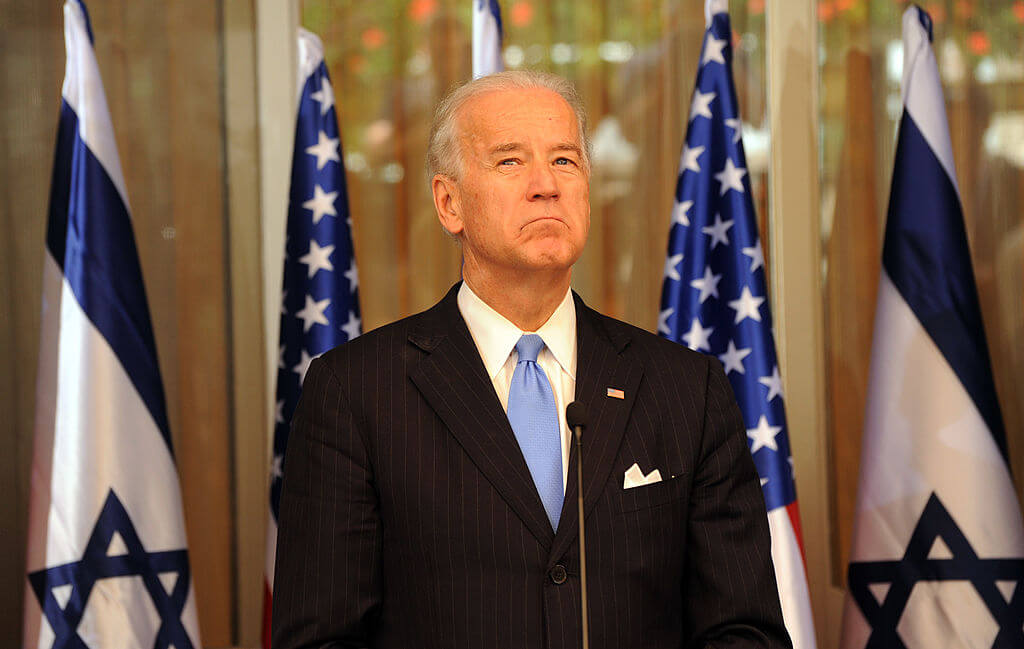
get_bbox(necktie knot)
[515,334,545,364]
[512,333,544,364]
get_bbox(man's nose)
[526,163,560,201]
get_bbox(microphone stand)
[575,420,588,649]
[566,401,589,649]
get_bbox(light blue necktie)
[507,334,564,530]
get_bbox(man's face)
[437,86,591,281]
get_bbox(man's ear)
[432,174,464,235]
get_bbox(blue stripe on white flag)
[46,103,76,263]
[881,111,1006,457]
[46,100,174,454]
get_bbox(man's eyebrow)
[552,142,583,156]
[487,142,583,156]
[489,142,525,155]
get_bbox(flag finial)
[704,0,728,28]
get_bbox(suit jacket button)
[549,564,568,584]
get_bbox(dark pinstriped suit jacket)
[272,283,790,649]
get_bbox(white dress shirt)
[457,281,577,489]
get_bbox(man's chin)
[517,247,582,274]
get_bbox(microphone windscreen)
[566,401,588,429]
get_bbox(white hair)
[426,70,591,182]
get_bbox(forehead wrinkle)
[452,108,488,172]
[453,87,586,172]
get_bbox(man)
[272,71,790,649]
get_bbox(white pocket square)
[623,463,663,489]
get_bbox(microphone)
[565,401,589,649]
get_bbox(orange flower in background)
[362,26,387,50]
[967,30,990,56]
[510,1,534,27]
[835,0,855,13]
[819,1,835,22]
[1014,0,1024,22]
[408,0,438,23]
[749,0,765,15]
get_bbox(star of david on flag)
[23,2,200,648]
[28,492,194,649]
[840,7,1024,649]
[263,28,362,648]
[657,1,816,647]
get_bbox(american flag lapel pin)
[606,387,625,400]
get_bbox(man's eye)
[554,157,575,166]
[498,159,519,166]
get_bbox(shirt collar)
[458,281,577,381]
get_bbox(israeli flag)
[841,7,1024,649]
[472,0,504,78]
[22,2,201,648]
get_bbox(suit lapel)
[549,294,643,568]
[408,285,555,548]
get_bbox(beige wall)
[0,2,64,642]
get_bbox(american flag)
[263,28,361,648]
[658,1,816,647]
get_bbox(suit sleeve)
[684,357,792,649]
[271,356,382,649]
